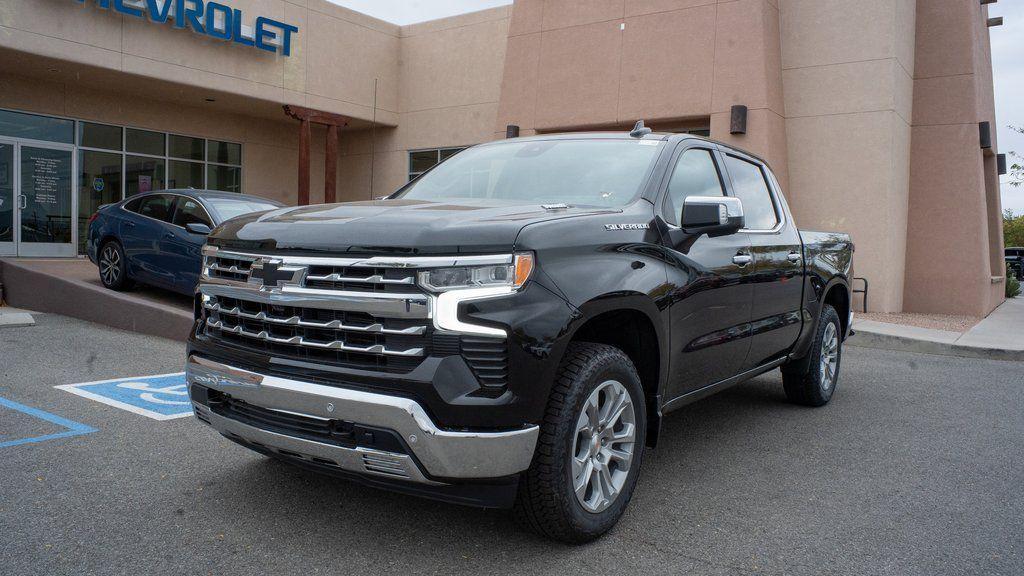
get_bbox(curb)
[847,329,1024,362]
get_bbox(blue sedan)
[86,189,283,295]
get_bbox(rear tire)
[98,240,133,291]
[514,342,646,543]
[782,304,842,407]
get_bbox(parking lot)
[1,313,1022,576]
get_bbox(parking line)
[0,396,97,448]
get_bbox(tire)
[98,240,133,291]
[514,342,647,543]
[782,304,842,407]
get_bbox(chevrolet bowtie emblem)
[249,258,302,288]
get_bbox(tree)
[1009,125,1024,188]
[1006,209,1024,248]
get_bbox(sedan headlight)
[418,253,535,293]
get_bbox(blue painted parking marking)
[0,396,97,448]
[55,373,193,421]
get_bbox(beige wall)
[780,0,916,313]
[0,0,401,126]
[496,0,788,184]
[902,0,1004,317]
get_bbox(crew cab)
[185,128,854,543]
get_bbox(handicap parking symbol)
[55,373,193,421]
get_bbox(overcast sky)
[331,0,1023,212]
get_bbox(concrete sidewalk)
[850,298,1024,361]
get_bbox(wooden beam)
[325,124,338,204]
[283,104,350,127]
[298,118,311,206]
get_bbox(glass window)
[408,147,466,181]
[172,197,212,228]
[663,149,724,226]
[125,155,166,196]
[207,164,241,193]
[20,147,74,243]
[207,140,241,165]
[79,150,123,254]
[79,122,122,151]
[169,134,204,160]
[0,142,12,243]
[0,109,74,143]
[724,155,778,230]
[132,194,175,222]
[126,128,165,156]
[205,197,281,221]
[168,160,204,189]
[398,140,663,208]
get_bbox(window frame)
[720,150,786,234]
[660,146,727,226]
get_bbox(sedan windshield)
[206,198,281,222]
[396,139,664,208]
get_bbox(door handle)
[18,195,26,210]
[787,252,802,263]
[732,254,753,267]
[124,221,136,228]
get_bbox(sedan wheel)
[98,241,132,291]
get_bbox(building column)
[325,124,338,204]
[298,118,311,206]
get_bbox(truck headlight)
[418,253,534,293]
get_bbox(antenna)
[630,120,652,138]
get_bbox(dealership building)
[0,0,1006,316]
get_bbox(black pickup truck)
[185,128,854,543]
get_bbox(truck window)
[663,148,724,226]
[724,155,779,230]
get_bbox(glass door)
[0,141,13,256]
[18,144,75,257]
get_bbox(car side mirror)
[185,223,212,235]
[681,196,745,237]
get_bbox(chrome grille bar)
[203,301,426,335]
[304,272,415,285]
[206,319,425,357]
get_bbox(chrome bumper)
[185,356,539,484]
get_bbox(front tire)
[782,304,842,407]
[98,240,133,291]
[514,342,646,543]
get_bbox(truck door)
[658,144,754,398]
[720,153,804,369]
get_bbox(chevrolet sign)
[74,0,299,56]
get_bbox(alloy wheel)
[820,321,839,391]
[571,379,636,513]
[100,245,121,286]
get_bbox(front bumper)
[186,355,540,485]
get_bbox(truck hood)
[209,198,618,254]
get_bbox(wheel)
[514,342,646,543]
[782,304,842,407]
[98,240,133,291]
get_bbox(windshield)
[396,139,664,208]
[206,198,281,222]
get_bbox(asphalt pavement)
[1,313,1022,575]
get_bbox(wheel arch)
[560,292,667,447]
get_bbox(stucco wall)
[780,0,915,313]
[902,0,1004,317]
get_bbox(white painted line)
[55,372,193,421]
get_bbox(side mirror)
[682,196,745,237]
[185,222,212,235]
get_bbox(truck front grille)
[203,295,428,372]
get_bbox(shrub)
[1008,267,1022,299]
